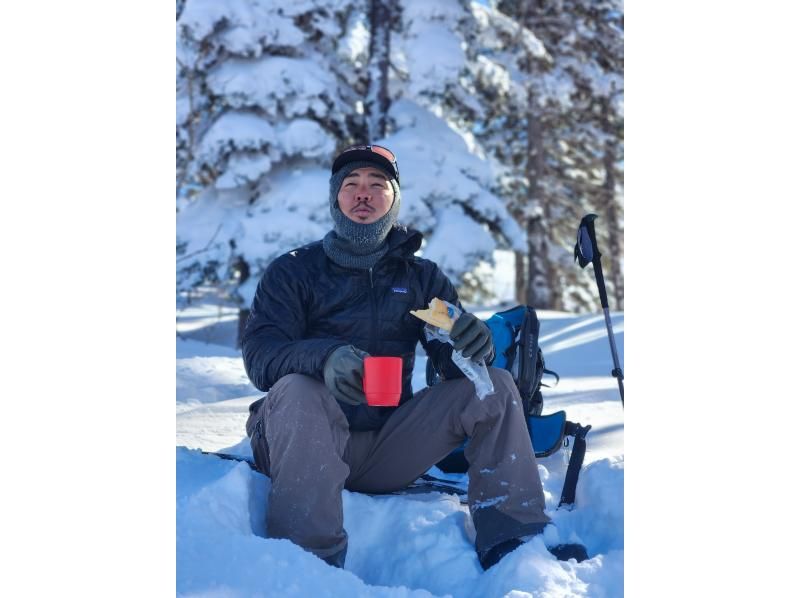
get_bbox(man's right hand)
[323,345,369,406]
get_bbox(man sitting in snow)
[242,144,578,570]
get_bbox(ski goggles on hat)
[331,144,400,182]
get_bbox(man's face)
[337,167,394,224]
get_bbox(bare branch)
[176,223,224,263]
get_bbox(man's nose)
[355,184,372,201]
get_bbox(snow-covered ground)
[177,302,624,597]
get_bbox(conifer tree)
[177,0,528,306]
[475,0,623,311]
[382,0,526,297]
[175,0,621,312]
[176,0,363,302]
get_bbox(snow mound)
[176,308,624,596]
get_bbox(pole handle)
[578,214,603,261]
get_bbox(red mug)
[362,356,403,407]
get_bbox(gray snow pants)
[245,367,551,566]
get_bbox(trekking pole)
[574,214,624,406]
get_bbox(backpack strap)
[557,421,592,509]
[541,367,560,387]
[516,308,541,414]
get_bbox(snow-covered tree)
[177,0,528,307]
[176,0,364,304]
[377,0,526,297]
[471,0,624,311]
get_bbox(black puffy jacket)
[241,225,473,430]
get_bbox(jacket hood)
[385,225,423,259]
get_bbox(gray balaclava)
[322,160,402,270]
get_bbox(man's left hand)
[450,313,494,363]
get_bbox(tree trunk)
[514,250,527,304]
[604,155,624,310]
[368,0,393,140]
[503,0,563,310]
[602,101,624,310]
[524,105,555,309]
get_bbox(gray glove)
[323,345,370,406]
[450,313,494,363]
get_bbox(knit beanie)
[323,160,402,269]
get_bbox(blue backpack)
[485,305,559,417]
[427,305,591,509]
[426,305,558,419]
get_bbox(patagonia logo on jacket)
[391,287,409,294]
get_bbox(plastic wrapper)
[411,298,494,400]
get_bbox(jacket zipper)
[368,267,377,354]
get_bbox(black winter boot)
[547,543,589,562]
[322,546,347,568]
[478,538,524,570]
